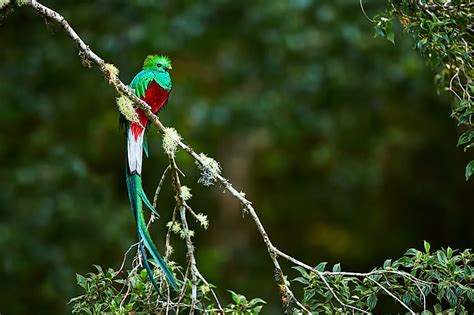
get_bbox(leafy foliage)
[374,1,474,179]
[70,264,265,314]
[293,242,474,313]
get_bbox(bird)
[121,54,178,291]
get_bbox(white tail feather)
[127,129,144,174]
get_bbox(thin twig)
[169,155,198,313]
[118,241,139,274]
[369,278,415,314]
[359,0,374,22]
[194,267,224,312]
[318,272,370,314]
[153,165,171,209]
[165,206,178,260]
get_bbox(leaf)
[396,256,413,267]
[367,294,378,310]
[323,290,333,301]
[424,241,431,253]
[465,160,474,181]
[437,251,448,266]
[92,264,104,274]
[374,16,395,44]
[228,290,246,305]
[467,289,474,303]
[422,285,432,296]
[292,266,309,279]
[315,262,328,272]
[405,248,419,256]
[433,304,442,313]
[69,295,85,304]
[458,108,474,126]
[139,269,148,280]
[304,288,316,302]
[248,298,266,308]
[293,277,309,285]
[445,288,457,307]
[402,292,412,305]
[446,247,454,259]
[253,305,263,313]
[76,274,87,289]
[457,130,474,146]
[386,28,395,45]
[332,263,341,272]
[383,259,392,269]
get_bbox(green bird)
[122,54,178,291]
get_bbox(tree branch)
[21,1,442,313]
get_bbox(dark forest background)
[0,0,473,313]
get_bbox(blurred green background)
[1,0,473,313]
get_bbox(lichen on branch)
[162,127,182,157]
[116,95,140,125]
[195,153,221,186]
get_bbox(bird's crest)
[143,54,172,70]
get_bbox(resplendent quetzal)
[122,54,178,291]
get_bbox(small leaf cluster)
[225,290,266,314]
[374,1,474,179]
[293,242,474,313]
[70,264,266,314]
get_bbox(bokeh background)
[1,0,473,313]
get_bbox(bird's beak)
[168,65,173,70]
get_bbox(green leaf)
[386,29,395,45]
[465,160,474,181]
[332,263,341,272]
[304,288,316,302]
[367,294,378,310]
[457,130,474,146]
[139,269,148,280]
[424,241,431,253]
[433,304,442,313]
[383,259,392,269]
[446,247,454,259]
[458,108,474,126]
[315,262,328,272]
[293,277,309,285]
[402,292,412,305]
[93,264,103,274]
[405,248,419,256]
[292,266,309,279]
[437,251,448,266]
[374,16,395,45]
[248,298,266,308]
[467,289,474,303]
[253,305,263,313]
[445,288,457,307]
[228,290,246,305]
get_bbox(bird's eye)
[157,64,162,68]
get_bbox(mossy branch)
[15,1,474,313]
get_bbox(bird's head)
[143,54,172,72]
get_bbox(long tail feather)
[139,240,160,291]
[140,188,160,218]
[126,171,178,291]
[125,125,178,291]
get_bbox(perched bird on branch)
[121,54,178,291]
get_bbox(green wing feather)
[130,69,172,95]
[130,70,155,98]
